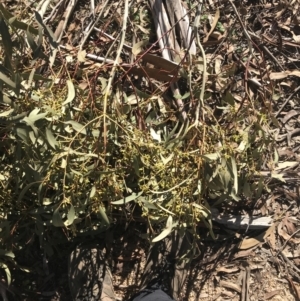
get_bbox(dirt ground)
[5,192,300,301]
[20,205,298,301]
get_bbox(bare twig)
[275,85,300,118]
[278,228,300,254]
[79,0,110,50]
[192,1,206,127]
[102,0,129,149]
[49,0,78,67]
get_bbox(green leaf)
[255,177,264,198]
[26,30,48,61]
[202,152,221,161]
[111,191,143,205]
[160,153,174,165]
[62,80,75,106]
[90,186,96,198]
[152,215,173,242]
[243,181,251,198]
[24,108,47,123]
[66,204,75,226]
[230,191,241,201]
[0,263,11,286]
[98,205,110,225]
[52,207,64,227]
[223,91,235,106]
[0,3,38,34]
[65,121,87,135]
[0,250,14,258]
[0,71,15,88]
[132,40,148,56]
[0,16,13,70]
[46,128,59,149]
[34,11,58,48]
[230,157,238,194]
[174,92,190,99]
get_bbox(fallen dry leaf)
[217,266,239,273]
[264,290,281,300]
[220,280,241,293]
[203,8,220,43]
[270,70,300,80]
[278,221,300,244]
[239,223,276,250]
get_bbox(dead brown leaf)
[270,70,300,80]
[264,290,281,300]
[278,220,300,244]
[239,223,276,250]
[141,53,180,73]
[282,213,296,235]
[217,266,240,273]
[203,8,220,43]
[220,280,241,293]
[125,65,176,82]
[281,110,300,123]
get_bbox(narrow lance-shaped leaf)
[231,157,238,194]
[65,204,75,226]
[99,205,110,225]
[132,40,148,56]
[0,71,16,89]
[34,11,58,48]
[46,128,59,150]
[1,263,11,286]
[65,120,87,135]
[90,186,96,198]
[0,16,13,70]
[62,80,75,106]
[0,4,38,34]
[152,215,174,243]
[52,207,64,227]
[111,191,143,205]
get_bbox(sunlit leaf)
[66,204,75,226]
[90,186,96,198]
[98,205,110,225]
[62,80,76,106]
[160,153,174,165]
[0,263,11,286]
[45,128,59,150]
[0,71,15,88]
[152,215,173,242]
[132,40,148,56]
[111,191,143,205]
[231,157,238,194]
[65,121,87,135]
[150,127,161,142]
[202,153,221,161]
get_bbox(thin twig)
[277,228,300,254]
[275,85,300,118]
[102,0,129,150]
[79,0,110,50]
[192,1,206,127]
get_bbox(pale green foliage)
[0,2,276,265]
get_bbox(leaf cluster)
[0,3,277,281]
